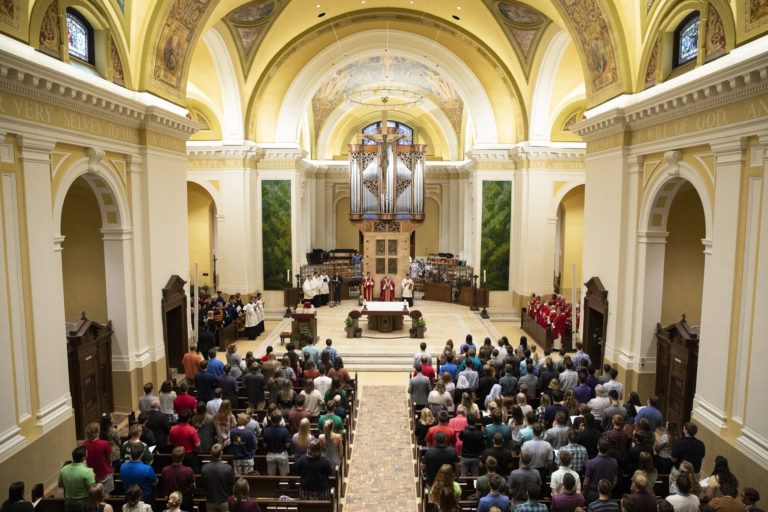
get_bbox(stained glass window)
[362,120,414,145]
[66,9,93,64]
[674,12,699,67]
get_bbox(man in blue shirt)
[194,360,218,403]
[207,349,224,378]
[634,395,663,432]
[477,473,511,512]
[120,443,158,505]
[263,411,291,475]
[438,354,458,382]
[458,348,481,372]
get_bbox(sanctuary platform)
[244,300,523,372]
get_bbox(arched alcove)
[61,177,107,323]
[187,181,217,289]
[555,184,585,298]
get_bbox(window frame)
[673,10,700,68]
[66,8,95,65]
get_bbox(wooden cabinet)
[654,316,699,427]
[460,286,488,307]
[425,282,452,302]
[582,277,608,368]
[66,314,114,440]
[162,275,189,381]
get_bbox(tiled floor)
[342,383,420,512]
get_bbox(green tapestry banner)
[481,181,511,291]
[262,180,292,290]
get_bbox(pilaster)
[17,135,72,434]
[694,138,745,434]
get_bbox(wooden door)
[653,317,699,426]
[162,275,189,380]
[582,277,608,368]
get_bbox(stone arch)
[638,157,713,240]
[529,30,574,145]
[201,27,244,142]
[53,150,129,233]
[550,179,587,221]
[186,177,222,216]
[274,30,498,147]
[29,0,132,84]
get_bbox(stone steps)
[343,352,418,372]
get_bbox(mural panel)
[481,181,511,291]
[644,40,658,88]
[262,180,292,290]
[557,0,622,102]
[224,0,284,74]
[483,0,550,78]
[39,0,60,56]
[745,0,768,33]
[311,55,464,137]
[0,0,20,32]
[150,0,215,99]
[705,3,726,59]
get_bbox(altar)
[361,301,410,333]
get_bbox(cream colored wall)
[415,198,440,257]
[660,183,705,326]
[560,185,584,296]
[335,197,358,250]
[61,179,108,323]
[187,182,214,288]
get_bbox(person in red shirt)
[160,446,195,511]
[425,411,456,447]
[181,345,202,386]
[168,410,201,472]
[84,422,114,495]
[415,354,436,385]
[173,383,197,415]
[260,346,273,363]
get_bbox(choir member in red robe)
[363,272,376,301]
[380,275,395,301]
[553,307,566,347]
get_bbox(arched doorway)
[554,185,585,299]
[187,181,217,292]
[635,171,711,402]
[61,177,107,323]
[55,160,132,428]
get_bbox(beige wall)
[335,197,359,250]
[415,198,440,257]
[561,185,584,296]
[61,178,108,323]
[661,183,705,326]
[187,182,215,288]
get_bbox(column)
[736,139,768,466]
[100,226,137,409]
[0,164,25,456]
[17,135,72,433]
[126,154,153,367]
[631,231,668,365]
[694,139,744,434]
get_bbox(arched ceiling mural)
[311,55,464,140]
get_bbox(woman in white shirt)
[588,384,611,419]
[158,381,176,419]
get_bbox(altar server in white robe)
[320,272,330,306]
[244,297,258,340]
[254,293,265,336]
[311,272,322,307]
[303,275,315,306]
[402,276,415,307]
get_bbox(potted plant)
[409,310,422,330]
[344,317,355,338]
[409,327,417,338]
[416,317,427,338]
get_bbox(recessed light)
[452,14,460,20]
[316,4,320,7]
[361,0,366,3]
[457,5,462,9]
[318,12,326,17]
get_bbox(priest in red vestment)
[380,275,395,301]
[363,272,376,301]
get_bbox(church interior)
[1,0,768,507]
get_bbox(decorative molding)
[573,38,768,141]
[701,238,713,255]
[35,393,72,434]
[692,394,728,434]
[0,44,197,140]
[637,230,669,244]
[87,147,105,168]
[664,150,682,177]
[0,425,25,463]
[736,427,768,470]
[0,140,12,163]
[53,235,65,252]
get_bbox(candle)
[483,270,486,283]
[286,269,289,282]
